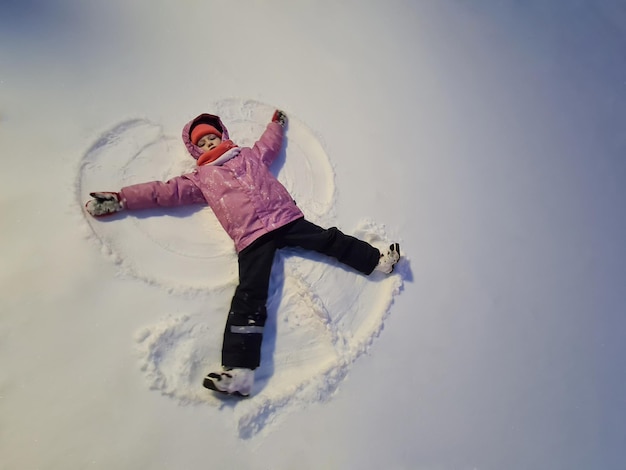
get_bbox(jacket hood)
[182,113,231,160]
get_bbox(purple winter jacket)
[119,114,304,253]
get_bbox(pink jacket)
[119,114,304,253]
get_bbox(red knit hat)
[191,124,222,145]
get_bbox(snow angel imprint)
[85,109,401,397]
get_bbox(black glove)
[272,109,288,127]
[85,192,124,217]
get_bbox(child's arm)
[251,110,288,166]
[85,175,206,217]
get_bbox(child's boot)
[203,367,254,397]
[375,243,401,274]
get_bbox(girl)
[85,110,400,396]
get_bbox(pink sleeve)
[119,175,206,211]
[251,122,284,166]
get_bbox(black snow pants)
[221,217,381,369]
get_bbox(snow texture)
[3,1,626,468]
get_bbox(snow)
[2,0,626,468]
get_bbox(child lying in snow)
[85,110,400,397]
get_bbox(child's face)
[197,133,222,151]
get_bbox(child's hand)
[85,192,124,217]
[272,110,288,127]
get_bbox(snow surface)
[2,0,626,469]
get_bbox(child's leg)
[279,219,381,275]
[221,237,277,370]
